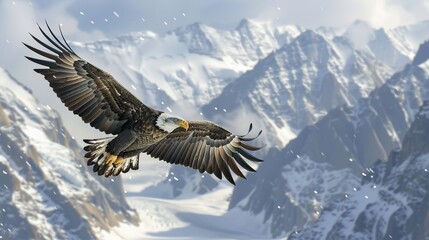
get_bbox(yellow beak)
[178,120,189,131]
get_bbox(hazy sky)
[0,0,428,141]
[2,0,429,79]
[1,0,429,40]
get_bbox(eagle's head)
[156,112,189,133]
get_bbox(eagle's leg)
[85,129,138,177]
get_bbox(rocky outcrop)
[0,69,139,239]
[290,101,429,240]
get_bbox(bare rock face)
[412,40,429,66]
[0,69,139,239]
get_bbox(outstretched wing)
[144,121,263,185]
[24,22,160,135]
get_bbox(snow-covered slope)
[290,101,429,240]
[72,19,303,109]
[228,40,429,238]
[0,68,138,239]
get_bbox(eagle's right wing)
[144,121,263,184]
[24,22,160,135]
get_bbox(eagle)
[24,23,263,185]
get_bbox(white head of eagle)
[156,112,189,133]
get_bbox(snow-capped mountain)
[16,18,429,239]
[204,29,392,147]
[290,101,429,240]
[162,28,397,201]
[344,20,429,70]
[228,40,429,238]
[0,68,138,239]
[72,19,303,109]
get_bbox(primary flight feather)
[24,23,263,185]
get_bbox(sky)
[1,0,429,141]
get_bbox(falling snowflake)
[113,11,119,18]
[182,13,186,16]
[79,11,84,15]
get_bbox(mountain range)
[229,27,429,238]
[3,18,429,239]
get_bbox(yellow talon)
[114,156,125,167]
[106,154,118,166]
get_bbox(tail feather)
[83,138,140,177]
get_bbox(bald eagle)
[24,23,263,185]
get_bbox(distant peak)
[295,30,325,42]
[412,40,429,65]
[236,18,257,29]
[351,19,373,28]
[190,21,204,28]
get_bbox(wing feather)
[143,121,263,184]
[24,22,160,134]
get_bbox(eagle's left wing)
[143,121,263,184]
[24,22,160,135]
